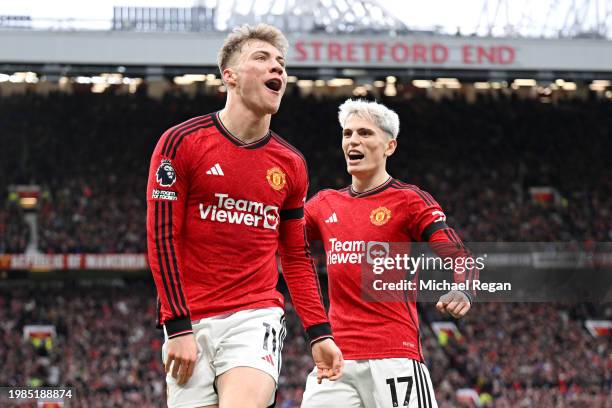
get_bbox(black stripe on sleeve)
[449,229,466,250]
[162,115,212,156]
[170,123,214,159]
[408,186,434,206]
[421,221,449,242]
[160,202,186,316]
[155,202,178,317]
[422,190,437,205]
[280,207,304,220]
[302,223,326,310]
[443,229,462,250]
[167,202,190,315]
[162,116,206,156]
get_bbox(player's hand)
[165,333,198,385]
[311,338,344,384]
[436,290,471,319]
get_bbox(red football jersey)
[306,177,472,361]
[146,112,330,341]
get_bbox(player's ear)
[222,67,237,88]
[384,137,397,158]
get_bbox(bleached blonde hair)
[338,99,400,139]
[217,23,289,74]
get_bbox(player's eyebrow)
[344,127,375,134]
[251,49,286,66]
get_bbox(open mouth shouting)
[347,149,365,165]
[264,78,283,93]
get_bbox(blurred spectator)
[0,91,610,407]
[1,92,611,253]
[0,281,610,407]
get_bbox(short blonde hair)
[338,99,400,139]
[217,23,289,74]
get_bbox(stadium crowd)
[1,90,611,406]
[0,281,610,407]
[1,91,611,252]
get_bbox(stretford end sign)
[1,31,612,71]
[293,40,515,66]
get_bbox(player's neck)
[352,171,391,193]
[219,102,271,145]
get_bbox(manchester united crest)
[370,206,391,226]
[266,167,286,191]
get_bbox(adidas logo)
[325,213,338,223]
[206,163,224,176]
[261,354,275,366]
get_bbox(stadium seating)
[0,282,610,407]
[1,92,610,253]
[1,91,611,406]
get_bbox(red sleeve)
[405,188,478,301]
[304,194,322,242]
[404,187,446,242]
[146,128,192,338]
[428,228,479,296]
[278,160,332,345]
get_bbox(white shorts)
[301,358,438,408]
[162,307,286,408]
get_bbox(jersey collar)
[213,111,272,149]
[348,177,394,198]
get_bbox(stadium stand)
[1,90,611,406]
[1,92,610,251]
[0,280,610,407]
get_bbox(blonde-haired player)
[301,99,476,408]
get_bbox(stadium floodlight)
[297,79,314,87]
[589,80,611,91]
[209,79,223,86]
[562,82,577,90]
[474,82,491,89]
[327,78,354,87]
[92,84,108,93]
[8,72,38,84]
[412,80,432,88]
[513,79,537,87]
[436,78,461,88]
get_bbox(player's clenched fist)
[436,290,471,319]
[311,338,344,384]
[165,334,198,385]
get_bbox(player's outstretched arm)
[165,333,198,385]
[405,186,476,318]
[428,227,475,319]
[311,338,344,383]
